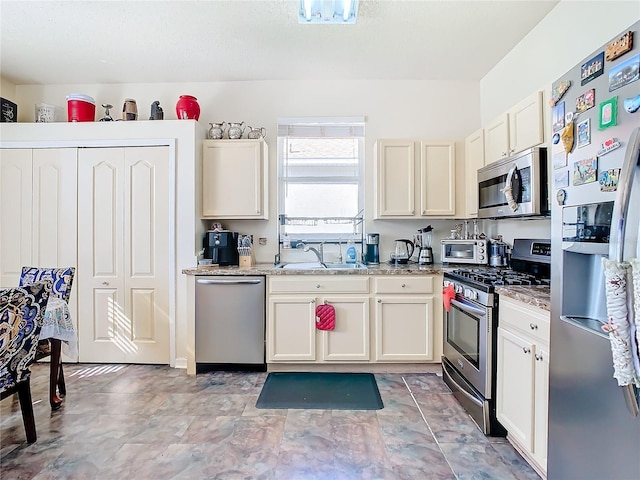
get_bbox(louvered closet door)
[78,146,170,363]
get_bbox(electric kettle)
[390,239,414,264]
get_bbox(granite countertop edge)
[182,263,447,276]
[495,285,551,312]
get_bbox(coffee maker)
[364,233,380,265]
[417,226,434,265]
[203,230,239,266]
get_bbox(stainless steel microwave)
[477,147,549,219]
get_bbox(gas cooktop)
[446,267,550,287]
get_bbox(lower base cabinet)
[266,274,440,364]
[496,296,550,477]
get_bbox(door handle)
[450,298,485,317]
[196,279,262,285]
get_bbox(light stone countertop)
[182,262,445,276]
[495,285,551,312]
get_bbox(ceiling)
[0,0,559,86]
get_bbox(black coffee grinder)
[364,233,380,265]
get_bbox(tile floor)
[1,363,540,479]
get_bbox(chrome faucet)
[297,242,324,264]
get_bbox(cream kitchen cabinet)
[267,276,370,362]
[463,128,485,218]
[77,146,171,364]
[0,147,78,322]
[484,91,544,165]
[202,139,268,219]
[496,296,550,477]
[374,139,456,218]
[372,276,436,361]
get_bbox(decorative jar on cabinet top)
[247,126,267,139]
[208,122,227,139]
[175,95,200,120]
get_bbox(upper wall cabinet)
[464,128,485,218]
[374,139,456,219]
[484,91,544,165]
[202,139,269,219]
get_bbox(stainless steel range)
[442,238,551,435]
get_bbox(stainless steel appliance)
[364,233,380,265]
[390,239,414,264]
[548,23,640,479]
[442,238,551,435]
[489,239,508,267]
[417,226,434,265]
[441,238,489,265]
[477,147,549,219]
[204,230,239,266]
[195,275,266,373]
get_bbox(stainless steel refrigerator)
[549,21,640,479]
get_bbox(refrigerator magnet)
[550,80,571,106]
[623,94,640,114]
[577,119,591,148]
[599,168,620,192]
[572,157,598,186]
[608,53,639,92]
[599,97,618,129]
[581,52,604,86]
[556,189,567,206]
[552,133,560,144]
[605,30,633,61]
[561,121,574,154]
[552,102,565,133]
[576,89,595,114]
[553,150,567,169]
[597,138,622,156]
[555,170,569,189]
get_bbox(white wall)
[0,76,16,100]
[480,0,640,123]
[15,79,480,263]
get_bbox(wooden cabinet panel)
[464,128,484,217]
[509,91,544,156]
[374,140,415,217]
[268,295,317,361]
[320,296,370,361]
[484,113,510,165]
[420,141,455,216]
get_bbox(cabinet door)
[0,149,33,286]
[509,91,544,156]
[374,295,433,361]
[533,345,549,473]
[464,129,484,217]
[496,326,535,450]
[202,140,268,219]
[484,113,510,165]
[320,296,369,361]
[78,147,170,364]
[419,141,455,216]
[374,140,415,218]
[267,295,316,361]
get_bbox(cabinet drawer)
[373,276,434,294]
[499,297,550,344]
[269,276,369,294]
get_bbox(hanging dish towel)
[602,258,640,387]
[316,303,335,331]
[442,284,455,312]
[630,259,640,376]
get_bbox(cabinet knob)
[401,283,406,288]
[529,323,538,330]
[378,299,382,303]
[102,281,109,286]
[501,151,507,157]
[316,284,321,289]
[311,299,316,304]
[535,354,543,361]
[522,347,531,354]
[509,149,515,154]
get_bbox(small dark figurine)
[149,101,164,120]
[99,103,114,121]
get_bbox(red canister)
[66,94,96,122]
[175,95,200,120]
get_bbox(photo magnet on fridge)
[605,30,633,61]
[576,89,595,114]
[553,150,567,169]
[599,168,621,192]
[550,80,571,106]
[573,157,598,186]
[599,96,618,130]
[552,102,565,133]
[577,119,591,148]
[624,94,640,114]
[608,53,639,92]
[555,170,570,189]
[581,52,604,86]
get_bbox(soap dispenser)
[345,240,357,264]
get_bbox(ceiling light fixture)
[299,0,358,24]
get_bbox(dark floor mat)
[256,372,384,410]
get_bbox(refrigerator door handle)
[609,126,640,263]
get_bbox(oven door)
[443,297,491,398]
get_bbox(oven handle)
[450,298,486,317]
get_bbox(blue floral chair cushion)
[19,266,75,303]
[0,281,51,391]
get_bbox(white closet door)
[78,146,170,364]
[0,149,33,287]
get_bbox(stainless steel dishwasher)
[195,275,266,373]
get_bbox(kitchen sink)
[277,262,367,270]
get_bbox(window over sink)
[277,117,364,242]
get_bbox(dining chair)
[19,266,75,409]
[0,281,52,443]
